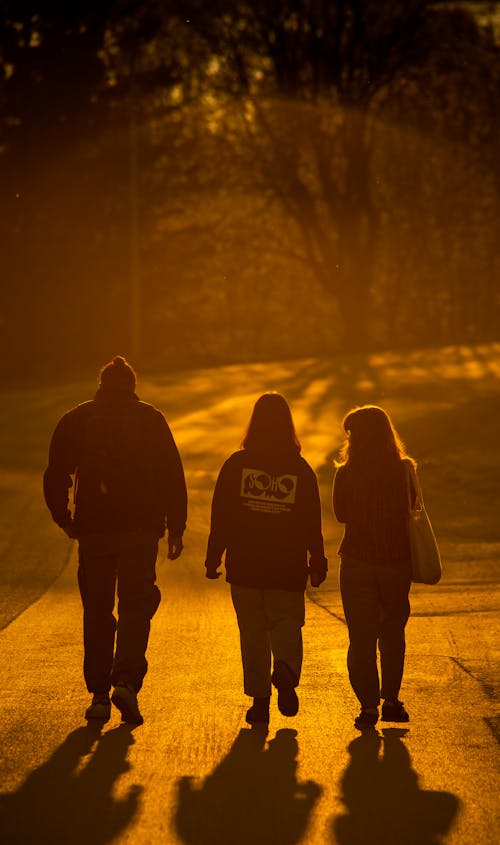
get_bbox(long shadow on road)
[332,728,460,845]
[0,724,140,845]
[175,727,322,845]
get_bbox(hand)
[62,518,78,539]
[309,570,326,587]
[205,568,221,580]
[168,535,184,559]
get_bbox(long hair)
[242,393,301,454]
[336,405,415,469]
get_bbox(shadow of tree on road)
[332,728,460,845]
[175,727,322,845]
[0,724,141,845]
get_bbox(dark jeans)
[339,555,411,708]
[77,532,161,694]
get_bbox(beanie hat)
[98,355,136,392]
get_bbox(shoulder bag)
[406,462,442,585]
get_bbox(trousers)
[77,532,161,693]
[339,555,411,708]
[230,583,305,698]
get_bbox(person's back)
[332,404,415,729]
[333,456,412,566]
[205,392,327,726]
[43,355,187,726]
[209,446,323,591]
[44,360,186,541]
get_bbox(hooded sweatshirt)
[205,447,327,591]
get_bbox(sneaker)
[381,700,409,722]
[246,696,270,725]
[354,707,379,729]
[111,682,144,725]
[85,693,111,721]
[271,660,299,717]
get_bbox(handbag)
[406,462,442,585]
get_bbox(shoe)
[354,707,379,729]
[381,700,409,722]
[111,682,144,725]
[85,693,111,721]
[246,696,270,725]
[272,661,299,717]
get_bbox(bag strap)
[406,461,423,513]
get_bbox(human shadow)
[0,723,141,845]
[175,727,322,845]
[333,728,460,845]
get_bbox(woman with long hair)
[333,405,417,729]
[205,392,328,725]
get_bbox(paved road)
[1,524,498,843]
[1,352,499,843]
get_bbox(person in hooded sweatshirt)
[205,392,328,725]
[43,355,187,725]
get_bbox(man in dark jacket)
[44,355,187,725]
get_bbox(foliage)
[0,1,498,381]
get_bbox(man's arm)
[156,414,188,554]
[43,413,77,534]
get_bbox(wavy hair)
[336,405,415,469]
[242,393,301,454]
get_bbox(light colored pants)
[230,584,305,698]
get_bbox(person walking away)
[333,405,418,729]
[205,393,327,725]
[44,355,187,725]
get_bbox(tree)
[0,2,118,377]
[1,1,498,380]
[171,0,499,348]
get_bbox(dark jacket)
[333,457,416,566]
[43,390,187,538]
[205,448,327,591]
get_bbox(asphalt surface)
[1,352,499,844]
[1,526,498,844]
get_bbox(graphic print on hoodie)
[240,467,298,514]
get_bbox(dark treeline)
[1,1,499,382]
